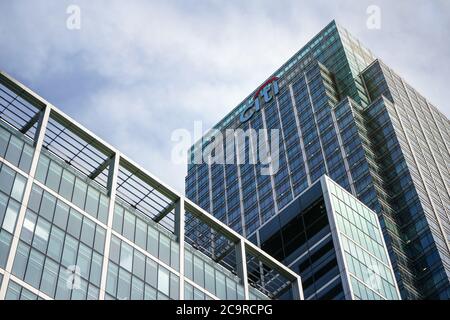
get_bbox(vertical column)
[0,105,51,299]
[291,275,304,300]
[99,152,120,300]
[175,197,185,300]
[235,239,249,300]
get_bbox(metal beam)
[89,155,113,181]
[153,201,176,223]
[19,110,41,135]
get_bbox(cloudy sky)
[0,0,448,193]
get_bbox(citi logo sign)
[240,76,280,123]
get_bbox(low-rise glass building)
[0,71,301,300]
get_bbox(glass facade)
[0,73,301,300]
[253,176,399,300]
[186,21,450,299]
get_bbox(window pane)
[133,250,146,280]
[53,201,69,230]
[72,178,87,209]
[184,251,193,280]
[2,198,20,233]
[109,235,121,264]
[123,210,136,241]
[20,210,37,245]
[120,241,133,272]
[24,249,45,288]
[55,269,71,300]
[0,193,7,228]
[145,257,158,287]
[0,164,15,195]
[77,243,92,280]
[12,241,30,279]
[28,184,43,213]
[226,277,237,300]
[170,241,179,271]
[18,143,33,173]
[97,194,109,224]
[35,155,50,183]
[80,218,95,247]
[193,255,204,287]
[204,263,215,295]
[46,161,62,192]
[170,273,179,300]
[112,205,123,233]
[0,127,10,157]
[40,258,59,298]
[5,281,21,300]
[90,251,103,286]
[135,218,147,249]
[85,186,100,218]
[147,226,158,257]
[131,276,144,300]
[61,235,78,267]
[32,217,51,253]
[47,226,65,262]
[106,263,119,295]
[67,209,83,238]
[39,191,56,222]
[158,233,170,266]
[144,284,157,300]
[11,173,26,201]
[215,272,226,299]
[87,284,100,300]
[117,268,131,300]
[59,170,75,200]
[157,266,170,296]
[94,226,105,253]
[5,135,23,166]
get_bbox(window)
[32,217,51,252]
[24,249,45,288]
[72,178,87,209]
[158,233,171,266]
[39,191,56,222]
[106,263,119,295]
[94,226,105,253]
[157,266,170,296]
[98,194,109,224]
[135,218,147,249]
[145,257,158,287]
[119,241,133,272]
[204,263,215,294]
[46,161,62,192]
[67,209,83,238]
[47,226,65,262]
[61,235,78,267]
[133,250,146,280]
[123,210,136,242]
[90,251,103,286]
[193,255,204,287]
[85,186,100,218]
[112,206,124,233]
[59,170,75,200]
[35,155,50,183]
[215,272,226,299]
[53,201,69,230]
[40,258,59,297]
[80,218,95,247]
[147,226,158,258]
[20,210,37,244]
[11,173,26,201]
[77,243,92,280]
[109,235,121,264]
[131,277,145,300]
[12,241,30,278]
[117,268,132,300]
[2,199,20,233]
[0,164,15,195]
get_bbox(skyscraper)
[185,20,450,299]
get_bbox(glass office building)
[253,175,399,300]
[186,21,450,299]
[0,72,302,300]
